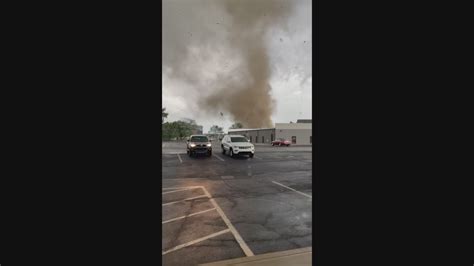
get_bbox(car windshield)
[230,137,248,142]
[190,136,208,142]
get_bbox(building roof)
[227,123,312,132]
[275,123,311,130]
[296,119,312,123]
[228,128,275,132]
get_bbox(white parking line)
[161,185,254,257]
[201,187,254,257]
[162,208,216,224]
[162,229,231,255]
[253,155,262,160]
[162,187,198,195]
[162,195,208,206]
[272,181,312,199]
[176,153,183,163]
[213,154,225,162]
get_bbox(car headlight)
[207,143,211,147]
[190,143,196,147]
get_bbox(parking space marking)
[161,185,254,257]
[213,154,225,162]
[272,181,312,199]
[162,229,231,255]
[253,155,262,160]
[162,195,208,206]
[176,153,183,163]
[201,186,255,257]
[162,208,217,224]
[162,187,197,195]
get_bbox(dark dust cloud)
[163,0,294,128]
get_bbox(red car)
[272,138,291,146]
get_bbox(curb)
[199,247,312,266]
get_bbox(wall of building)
[275,123,312,145]
[275,129,312,145]
[227,128,276,144]
[228,123,312,145]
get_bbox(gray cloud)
[163,0,311,132]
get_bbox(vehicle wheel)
[222,146,226,154]
[279,143,282,146]
[287,144,290,147]
[272,143,274,146]
[249,154,254,158]
[208,151,212,157]
[229,149,234,157]
[188,150,191,156]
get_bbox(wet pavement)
[162,141,312,266]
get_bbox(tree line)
[162,107,244,140]
[162,107,195,140]
[162,120,195,140]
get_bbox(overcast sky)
[163,0,311,133]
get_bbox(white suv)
[221,135,255,158]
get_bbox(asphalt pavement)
[162,141,312,266]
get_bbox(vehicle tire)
[222,146,226,154]
[229,149,234,157]
[279,143,282,146]
[188,150,191,156]
[287,144,290,147]
[272,143,274,146]
[249,154,254,158]
[208,151,212,157]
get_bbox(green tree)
[162,120,196,140]
[162,108,168,124]
[209,125,224,134]
[229,122,243,129]
[175,121,193,140]
[162,122,176,140]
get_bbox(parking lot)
[162,141,312,266]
